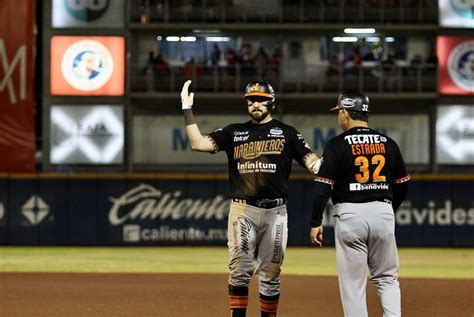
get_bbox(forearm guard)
[184,109,196,126]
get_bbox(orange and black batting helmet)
[244,81,276,110]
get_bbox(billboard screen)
[50,105,124,164]
[50,36,125,96]
[436,105,474,164]
[439,1,474,28]
[52,0,125,28]
[438,36,474,95]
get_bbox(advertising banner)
[436,105,474,164]
[133,115,247,165]
[50,105,124,164]
[0,176,472,247]
[0,0,36,172]
[133,114,429,164]
[52,0,125,28]
[50,36,125,96]
[438,36,474,95]
[439,0,474,28]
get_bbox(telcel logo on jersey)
[61,40,114,91]
[233,131,250,142]
[350,183,389,191]
[447,40,474,92]
[65,0,110,21]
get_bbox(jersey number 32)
[354,155,386,183]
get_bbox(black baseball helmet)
[330,90,370,113]
[244,81,276,110]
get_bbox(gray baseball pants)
[227,201,288,296]
[334,201,401,317]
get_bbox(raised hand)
[181,80,194,110]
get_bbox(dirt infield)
[0,273,472,316]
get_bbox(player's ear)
[343,109,350,119]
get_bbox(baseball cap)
[330,90,370,113]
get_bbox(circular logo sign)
[61,40,114,91]
[447,40,474,92]
[449,0,473,19]
[65,0,110,22]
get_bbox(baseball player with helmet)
[309,91,410,317]
[180,80,319,317]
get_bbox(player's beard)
[249,107,270,123]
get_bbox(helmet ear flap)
[267,99,275,111]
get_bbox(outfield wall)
[0,173,472,247]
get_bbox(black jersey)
[315,127,410,204]
[207,119,313,200]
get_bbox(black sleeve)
[289,127,313,167]
[310,181,332,227]
[310,142,337,227]
[392,182,408,211]
[391,140,410,182]
[314,142,338,185]
[207,125,231,153]
[390,139,410,210]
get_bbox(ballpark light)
[385,37,395,42]
[366,37,380,42]
[344,28,376,34]
[180,36,196,42]
[332,37,358,42]
[205,37,230,42]
[166,36,180,42]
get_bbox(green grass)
[0,247,472,279]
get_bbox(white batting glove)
[309,158,322,174]
[181,80,194,110]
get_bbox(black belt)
[337,199,392,204]
[232,198,287,209]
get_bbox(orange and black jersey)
[207,119,313,200]
[311,127,410,227]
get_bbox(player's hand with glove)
[310,226,323,247]
[181,80,194,110]
[309,158,322,174]
[180,79,212,152]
